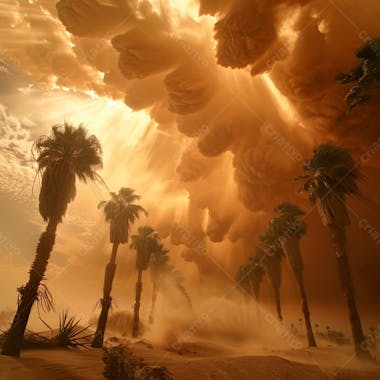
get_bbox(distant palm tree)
[235,254,265,308]
[260,231,284,321]
[235,265,252,302]
[92,188,147,348]
[248,253,266,306]
[249,252,265,321]
[130,226,160,337]
[149,244,170,325]
[149,243,191,324]
[2,123,103,357]
[235,251,265,320]
[298,143,368,357]
[270,202,317,347]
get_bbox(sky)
[0,0,379,332]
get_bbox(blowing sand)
[1,341,379,380]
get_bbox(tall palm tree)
[298,143,368,357]
[260,232,284,321]
[236,253,265,322]
[248,253,265,321]
[248,253,266,304]
[235,264,252,302]
[2,123,103,357]
[149,243,191,324]
[92,188,147,348]
[130,225,160,338]
[149,244,170,325]
[235,254,265,302]
[270,202,317,347]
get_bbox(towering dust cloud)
[2,0,380,306]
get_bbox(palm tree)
[239,253,265,321]
[260,231,284,321]
[2,123,103,357]
[149,244,170,325]
[248,253,265,321]
[336,39,380,114]
[298,143,368,357]
[149,243,191,324]
[235,265,252,301]
[270,202,317,347]
[248,253,266,305]
[130,226,160,338]
[235,254,265,305]
[92,188,147,348]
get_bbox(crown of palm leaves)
[99,188,147,244]
[298,143,361,204]
[33,122,103,222]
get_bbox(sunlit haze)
[0,0,380,378]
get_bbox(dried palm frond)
[23,330,52,349]
[37,283,55,313]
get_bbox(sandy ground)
[1,341,379,380]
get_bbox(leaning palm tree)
[235,253,265,321]
[248,253,265,304]
[92,188,147,348]
[149,244,170,325]
[248,253,265,320]
[270,202,317,347]
[235,265,253,302]
[2,123,103,357]
[298,143,368,357]
[130,226,160,337]
[260,231,284,321]
[149,244,191,324]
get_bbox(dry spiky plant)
[103,345,144,380]
[103,345,174,380]
[1,311,92,350]
[53,311,92,348]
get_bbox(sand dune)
[1,342,379,380]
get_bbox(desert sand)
[1,341,379,380]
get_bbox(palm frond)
[298,143,361,226]
[272,202,307,239]
[131,225,160,271]
[236,251,266,300]
[149,244,191,306]
[33,122,103,222]
[36,283,55,313]
[99,188,147,244]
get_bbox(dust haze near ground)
[0,0,380,370]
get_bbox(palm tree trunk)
[2,218,58,357]
[295,270,317,347]
[274,286,283,321]
[249,279,261,323]
[132,269,143,338]
[255,297,260,324]
[149,280,158,325]
[265,254,283,321]
[92,242,119,348]
[328,224,369,358]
